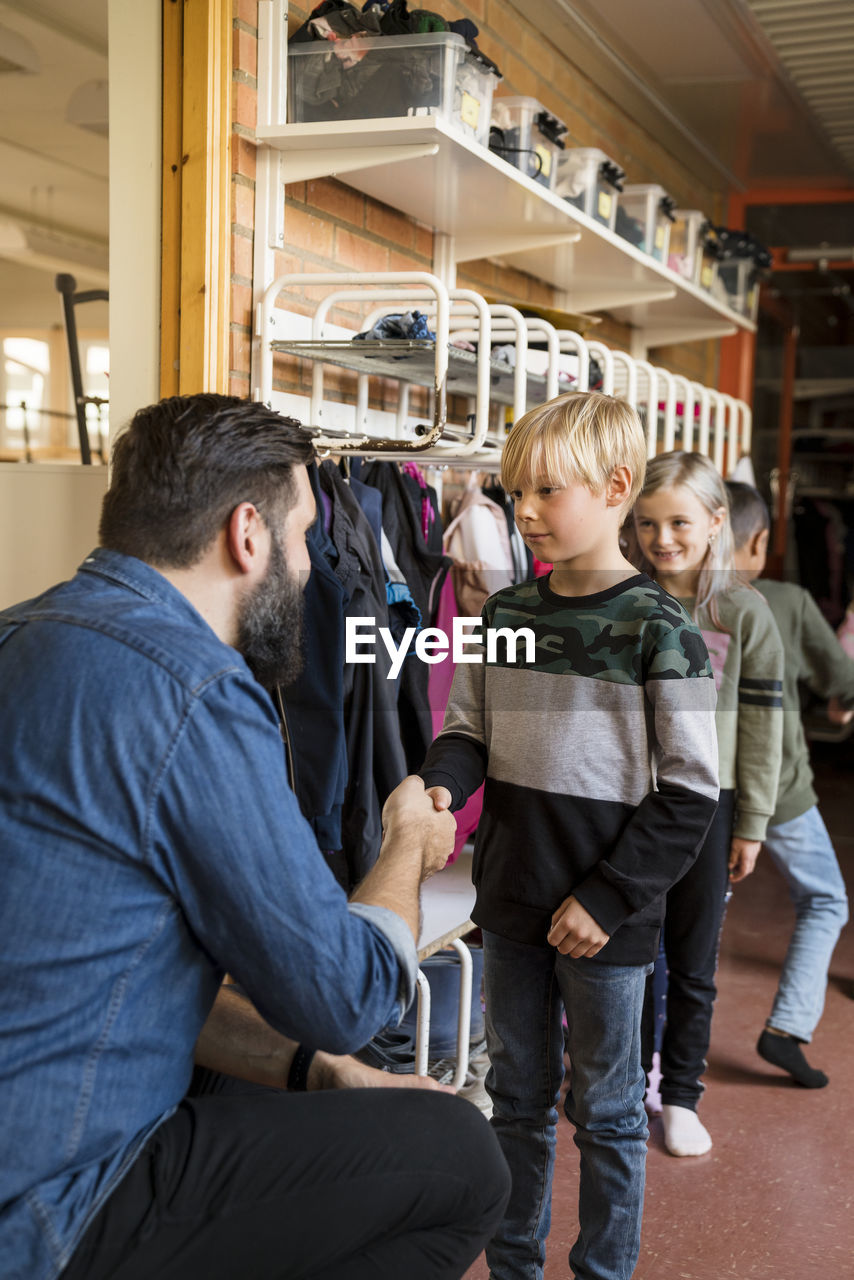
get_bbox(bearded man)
[0,394,508,1280]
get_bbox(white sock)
[645,1051,663,1115]
[662,1104,712,1157]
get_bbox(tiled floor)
[464,738,854,1279]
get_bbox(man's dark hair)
[99,394,315,567]
[725,480,770,550]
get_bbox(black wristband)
[287,1044,316,1092]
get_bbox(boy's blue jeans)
[764,804,849,1041]
[482,931,651,1280]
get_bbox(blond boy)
[419,392,720,1280]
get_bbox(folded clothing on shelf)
[288,5,501,143]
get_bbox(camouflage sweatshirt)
[420,572,720,964]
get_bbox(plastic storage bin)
[668,209,708,280]
[286,32,500,146]
[696,225,720,292]
[555,147,624,231]
[718,258,760,319]
[617,184,676,262]
[490,96,567,190]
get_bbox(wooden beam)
[160,0,183,398]
[179,0,232,394]
[159,0,232,396]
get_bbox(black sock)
[757,1029,829,1088]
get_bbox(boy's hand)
[425,785,453,812]
[728,837,761,882]
[547,895,609,958]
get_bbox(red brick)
[231,230,254,279]
[228,372,251,397]
[230,327,252,375]
[458,258,497,290]
[234,0,258,31]
[232,179,255,228]
[499,50,534,97]
[233,27,257,79]
[495,264,534,301]
[272,250,303,281]
[231,133,257,181]
[231,282,253,329]
[234,80,257,131]
[306,178,365,228]
[494,10,527,63]
[284,206,335,259]
[388,249,422,274]
[522,32,555,85]
[367,202,415,250]
[284,182,307,205]
[415,223,434,260]
[334,227,389,273]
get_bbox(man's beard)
[235,532,305,689]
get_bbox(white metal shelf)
[270,338,550,407]
[257,271,751,469]
[255,115,757,347]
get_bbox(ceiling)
[550,0,854,189]
[0,0,852,336]
[745,0,854,179]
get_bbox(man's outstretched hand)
[381,775,456,877]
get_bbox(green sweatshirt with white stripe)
[756,578,854,827]
[679,583,784,842]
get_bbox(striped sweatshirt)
[420,572,720,964]
[679,583,784,841]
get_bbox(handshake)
[381,775,456,880]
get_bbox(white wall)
[108,0,161,438]
[0,465,107,608]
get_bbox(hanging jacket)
[443,481,515,616]
[361,461,451,772]
[320,461,408,885]
[482,479,533,583]
[277,463,349,870]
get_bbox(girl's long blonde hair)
[627,450,738,630]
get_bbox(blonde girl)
[630,451,784,1158]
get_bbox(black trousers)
[62,1069,510,1280]
[641,789,736,1110]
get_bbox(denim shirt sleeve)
[346,902,418,1021]
[146,670,415,1053]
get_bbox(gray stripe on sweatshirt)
[442,661,718,808]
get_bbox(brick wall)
[229,0,730,399]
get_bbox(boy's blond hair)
[500,391,647,509]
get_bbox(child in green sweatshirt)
[727,480,852,1089]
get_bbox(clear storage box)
[668,209,707,280]
[490,96,567,190]
[718,259,760,320]
[286,31,500,146]
[617,184,676,262]
[696,226,720,292]
[554,147,624,231]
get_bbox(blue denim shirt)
[0,549,417,1280]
